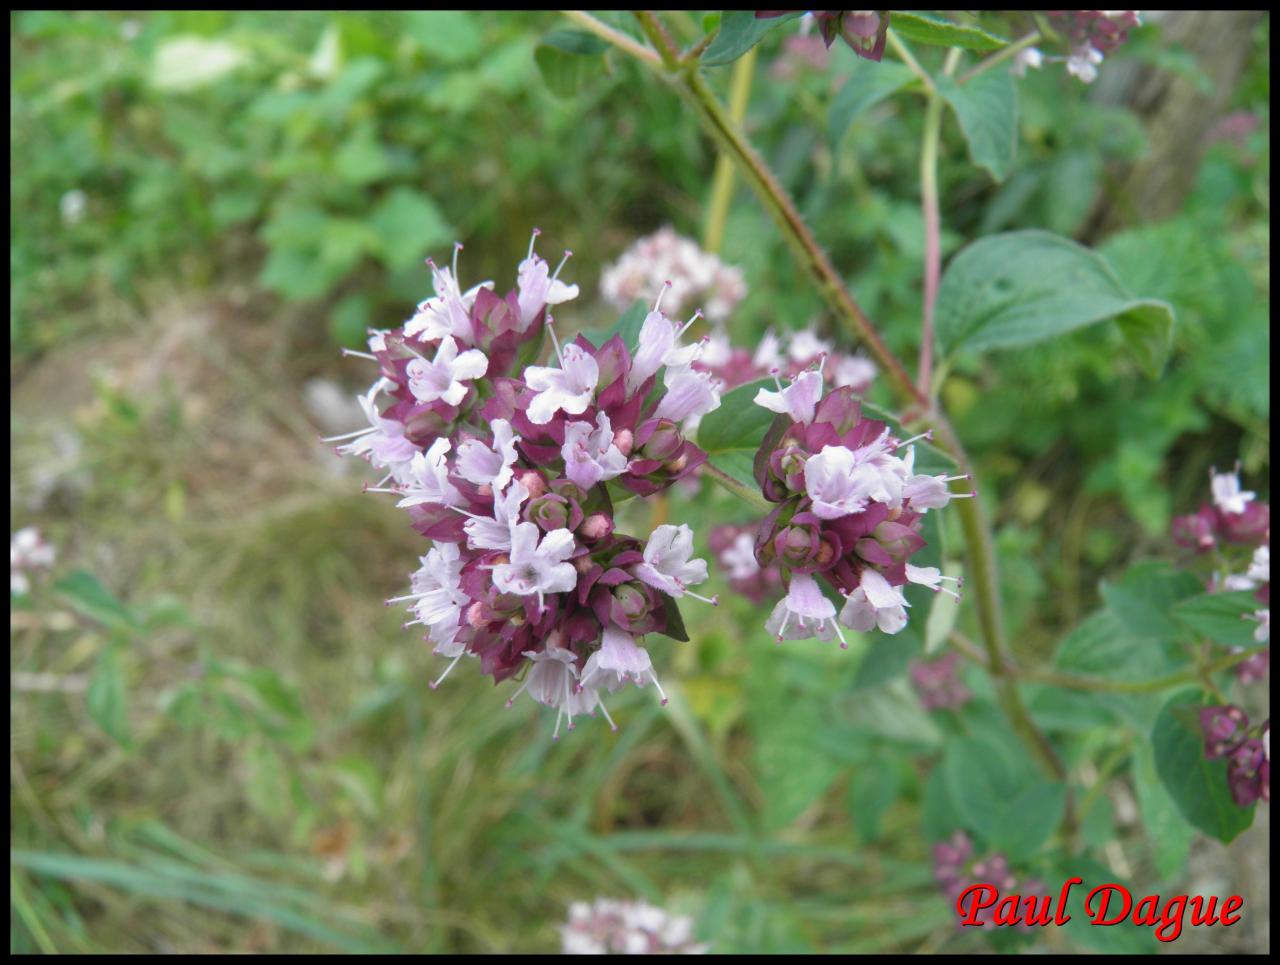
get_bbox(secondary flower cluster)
[932,831,1044,931]
[910,652,972,711]
[330,235,721,735]
[600,227,747,324]
[1200,706,1270,808]
[696,325,876,399]
[1016,11,1142,84]
[11,527,56,596]
[756,11,890,62]
[749,372,968,644]
[561,898,706,955]
[1171,467,1269,644]
[708,522,784,604]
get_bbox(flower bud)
[516,469,548,499]
[638,419,683,461]
[613,428,634,457]
[579,512,614,542]
[526,493,571,531]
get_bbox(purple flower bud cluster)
[1200,706,1270,808]
[600,227,746,324]
[909,652,972,711]
[1171,467,1269,645]
[932,831,1042,932]
[747,374,968,644]
[695,326,876,399]
[756,11,890,62]
[331,234,723,736]
[1013,11,1141,85]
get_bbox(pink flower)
[562,412,629,490]
[406,335,489,406]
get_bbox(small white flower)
[765,572,846,644]
[455,418,519,490]
[839,568,909,635]
[754,368,823,424]
[635,524,713,602]
[562,412,629,490]
[1066,45,1103,83]
[405,335,489,406]
[831,354,876,392]
[491,522,578,610]
[396,438,465,509]
[654,364,721,424]
[722,532,761,580]
[507,644,601,739]
[1210,468,1256,515]
[581,625,664,705]
[752,331,784,372]
[517,233,579,329]
[803,443,902,519]
[525,342,600,425]
[787,329,832,364]
[325,378,419,485]
[1010,46,1043,78]
[901,446,970,511]
[462,480,529,551]
[905,563,962,599]
[1252,609,1270,643]
[629,309,703,394]
[404,259,492,344]
[60,189,87,226]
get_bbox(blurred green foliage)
[9,9,1271,955]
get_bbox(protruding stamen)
[527,227,542,259]
[545,313,565,363]
[597,698,618,732]
[832,618,848,650]
[452,241,463,279]
[340,348,378,361]
[551,249,573,283]
[430,652,464,689]
[322,426,373,442]
[675,309,703,341]
[895,430,933,450]
[648,669,669,706]
[653,280,673,313]
[684,590,719,606]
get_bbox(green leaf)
[54,570,138,633]
[1099,560,1203,642]
[828,59,915,143]
[1151,690,1255,843]
[935,230,1176,376]
[1132,744,1194,881]
[754,704,841,831]
[888,12,1009,51]
[333,131,389,185]
[988,782,1066,861]
[701,11,799,67]
[87,645,130,745]
[1172,590,1263,649]
[936,69,1017,182]
[370,188,453,272]
[848,754,900,843]
[405,11,482,64]
[697,378,779,491]
[534,32,607,98]
[593,299,649,353]
[942,735,1023,839]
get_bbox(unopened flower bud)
[613,428,634,457]
[639,420,683,461]
[579,513,614,541]
[517,469,548,499]
[526,493,570,531]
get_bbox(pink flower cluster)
[330,234,722,736]
[932,831,1045,932]
[707,522,784,604]
[11,527,56,596]
[909,652,972,711]
[561,898,706,955]
[1018,11,1141,83]
[748,370,968,644]
[600,227,746,325]
[1200,706,1270,808]
[1171,467,1269,645]
[695,325,876,399]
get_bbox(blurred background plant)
[10,10,1269,953]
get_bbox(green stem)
[703,46,757,254]
[956,31,1042,86]
[560,10,661,67]
[701,461,773,512]
[918,93,943,396]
